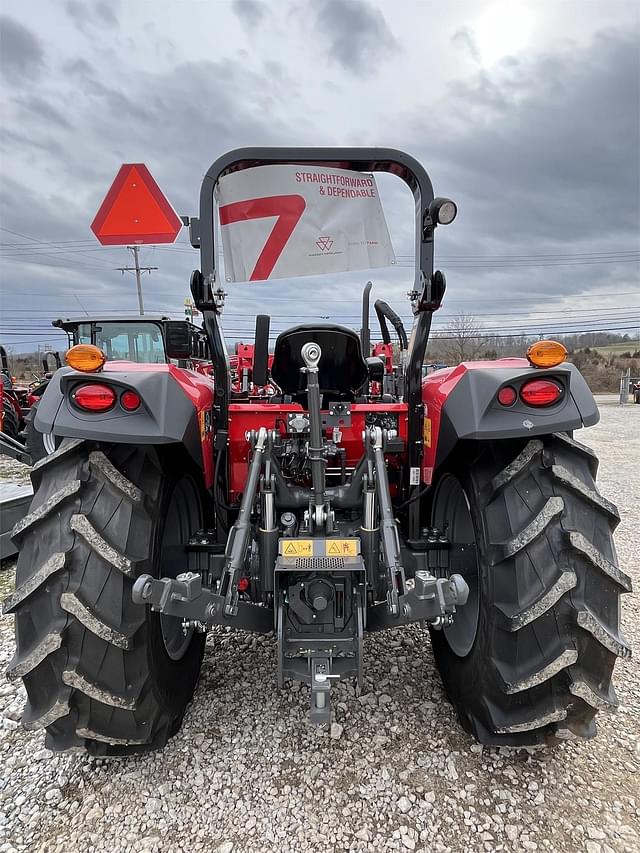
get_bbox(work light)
[430,197,458,225]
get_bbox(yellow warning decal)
[281,540,313,557]
[326,539,359,557]
[279,539,360,557]
[423,417,432,448]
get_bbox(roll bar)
[194,147,435,293]
[189,147,451,540]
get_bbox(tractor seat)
[271,324,368,400]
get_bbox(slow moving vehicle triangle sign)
[91,164,182,245]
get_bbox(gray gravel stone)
[330,722,343,740]
[397,796,412,814]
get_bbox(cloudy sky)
[1,0,639,354]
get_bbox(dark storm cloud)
[0,16,45,84]
[0,54,308,338]
[0,126,65,158]
[314,0,398,74]
[65,0,119,31]
[232,0,268,32]
[79,58,303,211]
[404,28,640,303]
[1,15,638,352]
[13,94,73,130]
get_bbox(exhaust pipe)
[360,281,373,357]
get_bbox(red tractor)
[0,345,27,442]
[4,148,630,756]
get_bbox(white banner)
[215,164,395,282]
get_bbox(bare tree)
[440,313,484,363]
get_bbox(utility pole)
[116,246,158,315]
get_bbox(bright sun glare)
[473,1,534,65]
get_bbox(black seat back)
[271,324,368,398]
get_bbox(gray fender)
[34,366,203,466]
[434,362,598,468]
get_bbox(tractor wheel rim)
[42,432,57,455]
[159,476,201,661]
[431,473,480,657]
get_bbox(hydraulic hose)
[374,300,408,350]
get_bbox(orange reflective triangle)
[91,164,181,245]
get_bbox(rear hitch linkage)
[132,347,469,728]
[365,425,469,632]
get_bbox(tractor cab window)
[76,322,166,363]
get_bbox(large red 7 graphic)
[219,194,306,281]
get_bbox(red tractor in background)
[0,345,29,442]
[0,345,61,460]
[4,147,630,756]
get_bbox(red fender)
[421,358,530,484]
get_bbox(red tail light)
[72,383,117,412]
[520,379,563,407]
[120,390,141,411]
[497,385,517,406]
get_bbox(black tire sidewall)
[25,401,60,463]
[428,448,503,732]
[145,463,206,725]
[2,396,19,440]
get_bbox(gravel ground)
[1,399,639,853]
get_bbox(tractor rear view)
[4,148,630,756]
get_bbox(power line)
[2,231,637,261]
[0,253,115,273]
[392,258,640,269]
[5,314,640,334]
[4,304,640,323]
[396,250,640,260]
[5,313,640,334]
[0,227,115,271]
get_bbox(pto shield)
[214,164,395,282]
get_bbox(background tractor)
[4,147,630,755]
[23,314,209,462]
[0,345,28,442]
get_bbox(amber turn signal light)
[526,340,568,369]
[65,344,107,373]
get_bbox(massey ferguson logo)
[315,236,334,252]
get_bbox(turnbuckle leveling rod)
[221,426,268,616]
[300,342,327,526]
[369,426,406,616]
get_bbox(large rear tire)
[429,432,631,746]
[2,395,19,440]
[3,440,206,755]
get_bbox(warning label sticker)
[279,539,360,557]
[326,540,359,557]
[423,417,432,448]
[281,540,313,557]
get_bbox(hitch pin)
[313,672,340,683]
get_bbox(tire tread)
[430,431,630,746]
[5,443,205,754]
